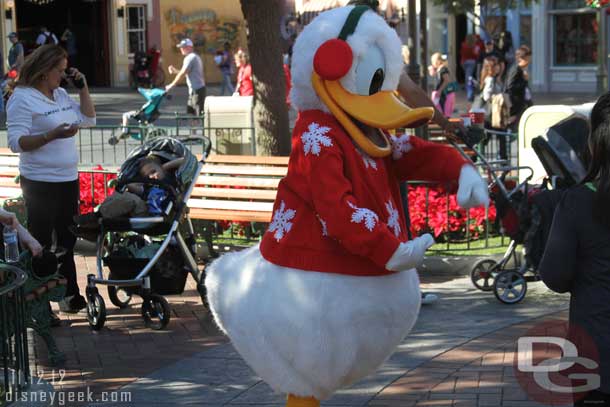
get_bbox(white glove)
[456,164,489,209]
[386,234,435,272]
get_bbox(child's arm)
[162,157,185,172]
[126,183,145,195]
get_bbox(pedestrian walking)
[429,52,458,117]
[165,38,206,116]
[460,34,479,102]
[7,32,24,73]
[216,42,234,96]
[505,45,532,133]
[35,26,59,47]
[60,28,77,67]
[6,45,96,323]
[233,49,253,97]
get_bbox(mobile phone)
[64,68,85,89]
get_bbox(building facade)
[0,0,246,87]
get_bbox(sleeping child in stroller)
[100,154,184,219]
[76,153,185,236]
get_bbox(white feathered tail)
[205,244,421,400]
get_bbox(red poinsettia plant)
[407,185,496,241]
[79,166,117,214]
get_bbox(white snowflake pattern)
[389,134,413,160]
[385,200,401,237]
[356,148,378,170]
[316,215,329,237]
[301,122,333,156]
[347,202,379,232]
[268,201,296,242]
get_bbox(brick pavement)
[26,252,570,407]
[31,254,225,398]
[369,311,570,407]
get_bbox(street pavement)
[26,252,571,407]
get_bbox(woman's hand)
[20,233,42,257]
[66,68,87,90]
[0,211,42,257]
[0,210,19,230]
[48,123,79,140]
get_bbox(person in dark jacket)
[505,45,532,133]
[539,91,610,406]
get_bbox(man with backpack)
[35,26,59,47]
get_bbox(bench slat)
[0,167,19,176]
[197,175,281,189]
[188,199,274,212]
[189,208,272,223]
[192,187,277,201]
[204,154,289,166]
[0,187,22,198]
[200,164,287,177]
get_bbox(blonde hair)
[431,52,447,67]
[479,56,498,91]
[15,45,67,88]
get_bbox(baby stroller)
[464,115,589,304]
[79,137,211,330]
[108,87,169,146]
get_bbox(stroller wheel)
[86,293,107,330]
[470,259,499,291]
[493,270,527,305]
[108,286,133,309]
[141,294,171,330]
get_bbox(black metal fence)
[0,264,30,405]
[0,115,256,168]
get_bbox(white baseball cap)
[176,38,193,48]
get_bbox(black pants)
[20,176,80,297]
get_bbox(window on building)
[551,1,598,65]
[127,5,147,54]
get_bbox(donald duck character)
[205,3,488,407]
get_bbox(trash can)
[203,96,255,155]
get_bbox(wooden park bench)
[186,154,288,251]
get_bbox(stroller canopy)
[138,87,166,119]
[532,115,589,187]
[117,137,199,191]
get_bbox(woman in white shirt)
[7,45,95,319]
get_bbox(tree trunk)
[240,0,291,156]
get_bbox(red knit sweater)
[260,110,469,276]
